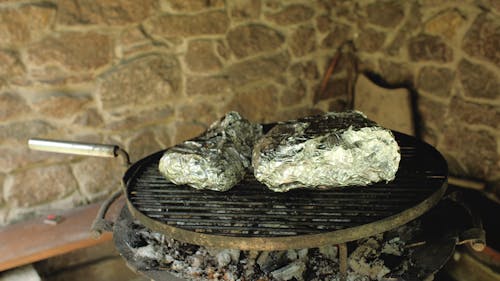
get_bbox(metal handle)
[91,189,123,238]
[29,138,117,157]
[28,138,131,165]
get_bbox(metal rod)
[116,148,131,166]
[28,138,131,166]
[339,243,348,281]
[29,138,117,158]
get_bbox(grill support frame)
[123,131,448,251]
[125,182,446,251]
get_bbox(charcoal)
[159,112,262,191]
[270,260,306,281]
[252,111,401,192]
[126,220,416,281]
[348,237,390,280]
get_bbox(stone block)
[144,11,229,38]
[263,0,282,11]
[186,76,232,97]
[266,4,314,25]
[355,28,386,52]
[424,9,466,40]
[71,158,124,201]
[328,1,357,22]
[440,125,498,179]
[477,0,500,14]
[417,66,454,97]
[0,173,4,205]
[119,27,148,46]
[419,125,438,147]
[32,94,91,119]
[0,120,54,145]
[97,54,181,111]
[316,14,332,33]
[178,102,218,126]
[290,61,319,80]
[121,44,157,59]
[463,13,500,68]
[366,0,405,28]
[105,106,174,131]
[225,52,290,86]
[449,97,500,129]
[289,25,316,57]
[0,4,55,47]
[0,147,71,174]
[386,2,421,56]
[458,59,499,99]
[57,0,157,26]
[419,0,475,5]
[0,50,24,82]
[417,96,448,130]
[164,0,225,12]
[72,108,104,128]
[281,80,307,106]
[26,32,113,77]
[149,125,173,148]
[229,0,261,20]
[0,92,30,122]
[442,152,468,178]
[185,40,222,72]
[354,75,415,135]
[378,60,413,85]
[227,24,284,59]
[408,34,453,62]
[225,83,280,123]
[127,130,165,161]
[216,40,231,61]
[4,165,77,207]
[174,122,206,143]
[321,23,351,49]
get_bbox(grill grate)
[126,132,447,238]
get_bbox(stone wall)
[0,0,499,225]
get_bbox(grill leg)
[339,243,348,281]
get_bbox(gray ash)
[127,220,420,281]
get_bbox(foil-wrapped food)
[159,112,262,191]
[252,111,401,192]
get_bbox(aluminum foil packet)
[252,111,401,192]
[159,112,262,191]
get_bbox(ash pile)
[127,221,421,281]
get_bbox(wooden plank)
[0,197,124,272]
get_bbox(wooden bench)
[0,198,124,272]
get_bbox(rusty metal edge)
[125,181,447,251]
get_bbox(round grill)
[124,131,447,250]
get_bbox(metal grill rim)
[124,131,447,239]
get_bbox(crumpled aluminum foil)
[252,111,401,192]
[159,112,262,191]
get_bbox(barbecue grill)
[123,131,446,251]
[29,124,477,281]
